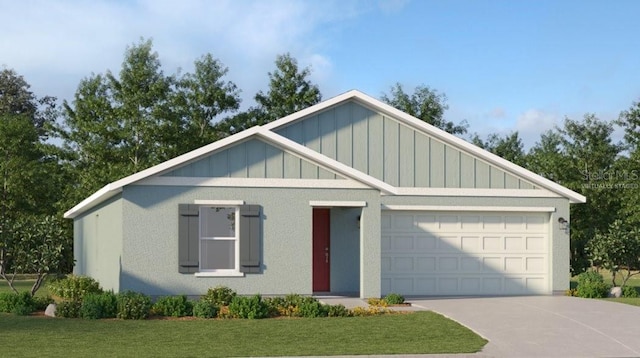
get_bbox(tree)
[527,115,622,274]
[588,220,640,288]
[471,131,526,166]
[0,68,57,138]
[1,215,68,296]
[171,54,241,152]
[0,69,69,290]
[615,99,640,226]
[381,83,467,135]
[61,39,240,204]
[217,53,322,135]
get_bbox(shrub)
[297,297,328,318]
[33,296,54,311]
[564,288,578,297]
[576,271,610,298]
[350,306,390,316]
[0,292,34,315]
[193,300,218,319]
[327,304,350,317]
[80,291,118,319]
[152,295,193,317]
[12,303,33,316]
[47,275,102,301]
[202,286,236,306]
[228,295,269,319]
[116,291,151,320]
[57,300,82,318]
[367,298,388,307]
[263,296,285,317]
[622,285,639,298]
[384,293,405,305]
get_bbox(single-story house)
[64,90,586,298]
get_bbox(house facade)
[65,90,585,298]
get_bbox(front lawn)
[0,312,487,357]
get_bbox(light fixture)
[558,217,569,233]
[357,215,361,229]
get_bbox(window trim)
[198,206,242,275]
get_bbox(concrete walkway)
[413,296,640,357]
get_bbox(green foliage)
[0,291,34,314]
[219,53,321,135]
[383,293,405,305]
[47,275,102,301]
[202,286,237,306]
[588,220,640,288]
[622,285,639,298]
[228,294,269,319]
[33,295,54,311]
[381,82,467,135]
[192,300,219,319]
[471,132,526,166]
[116,291,151,320]
[576,271,610,298]
[526,115,623,274]
[296,297,328,318]
[152,295,193,317]
[80,291,118,319]
[326,304,350,317]
[60,39,240,206]
[56,300,82,318]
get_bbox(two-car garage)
[381,210,551,296]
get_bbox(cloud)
[0,0,363,106]
[514,109,562,148]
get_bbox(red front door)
[312,208,330,292]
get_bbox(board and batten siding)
[162,138,341,180]
[276,100,536,189]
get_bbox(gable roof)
[64,126,395,219]
[264,90,586,204]
[65,89,586,219]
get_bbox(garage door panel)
[382,211,550,296]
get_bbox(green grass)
[0,279,49,296]
[601,297,640,306]
[0,312,487,357]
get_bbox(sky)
[1,0,639,148]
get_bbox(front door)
[312,208,330,292]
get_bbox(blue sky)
[2,0,638,147]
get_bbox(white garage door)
[381,211,550,296]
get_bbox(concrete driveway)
[413,296,640,357]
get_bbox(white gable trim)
[264,90,586,204]
[392,188,562,198]
[134,177,370,189]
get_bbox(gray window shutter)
[178,204,200,273]
[239,205,261,273]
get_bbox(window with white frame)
[199,206,239,272]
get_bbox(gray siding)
[276,101,537,190]
[120,185,381,297]
[162,138,340,180]
[73,194,123,292]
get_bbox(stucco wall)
[330,207,361,293]
[120,185,381,297]
[381,195,571,293]
[73,194,123,292]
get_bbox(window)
[179,203,261,275]
[199,206,239,273]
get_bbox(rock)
[609,286,622,298]
[44,303,57,317]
